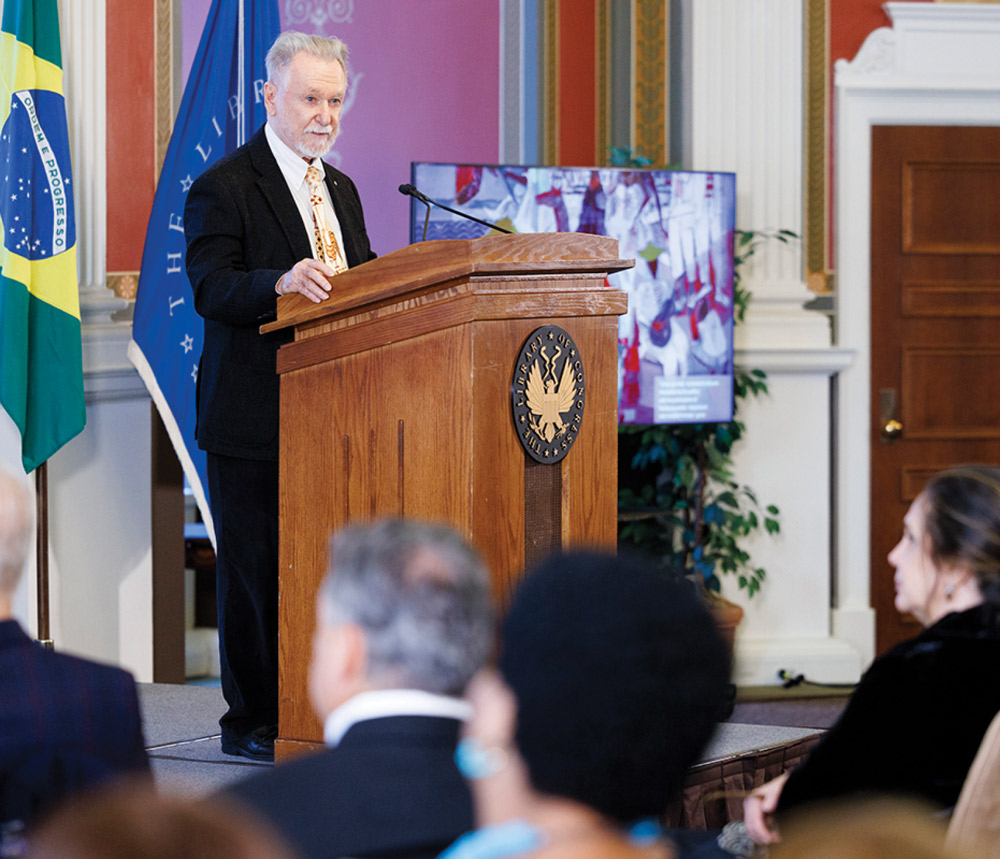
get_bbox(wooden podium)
[262,232,631,756]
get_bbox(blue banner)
[129,0,279,544]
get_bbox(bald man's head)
[0,465,32,613]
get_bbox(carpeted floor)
[139,683,269,797]
[731,688,850,730]
[138,682,847,799]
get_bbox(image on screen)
[409,163,737,426]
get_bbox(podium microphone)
[398,183,513,241]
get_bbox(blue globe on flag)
[0,88,76,260]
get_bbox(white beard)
[296,124,338,160]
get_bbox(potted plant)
[618,230,789,640]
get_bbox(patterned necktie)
[305,164,348,274]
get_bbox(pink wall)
[322,3,500,253]
[180,0,500,253]
[181,0,211,84]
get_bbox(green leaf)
[715,491,738,509]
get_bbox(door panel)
[902,347,1000,438]
[903,161,1000,253]
[870,125,1000,654]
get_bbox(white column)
[689,0,828,348]
[61,0,105,294]
[686,0,858,685]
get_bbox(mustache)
[306,123,334,134]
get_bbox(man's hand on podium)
[276,257,338,303]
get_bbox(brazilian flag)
[0,0,84,473]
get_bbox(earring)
[945,583,955,599]
[455,737,508,780]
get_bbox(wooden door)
[870,125,1000,654]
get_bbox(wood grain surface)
[275,234,628,749]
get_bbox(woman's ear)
[939,561,982,605]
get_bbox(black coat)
[0,621,149,827]
[225,715,474,859]
[183,126,376,461]
[778,603,1000,815]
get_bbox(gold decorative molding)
[633,0,666,167]
[107,272,140,301]
[596,0,611,165]
[154,0,174,181]
[543,0,559,165]
[805,0,831,293]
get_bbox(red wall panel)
[106,0,155,273]
[831,0,894,63]
[557,0,597,166]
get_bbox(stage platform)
[139,682,841,806]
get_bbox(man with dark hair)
[184,29,376,761]
[0,465,149,845]
[226,519,494,859]
[497,550,730,820]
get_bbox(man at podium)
[184,30,376,762]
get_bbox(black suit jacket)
[225,715,474,859]
[0,620,149,826]
[184,126,376,461]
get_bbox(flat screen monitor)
[408,163,737,425]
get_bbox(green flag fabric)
[0,0,85,473]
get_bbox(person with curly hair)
[442,550,732,859]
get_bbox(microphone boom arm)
[398,183,512,237]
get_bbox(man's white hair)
[0,465,32,598]
[319,519,493,696]
[265,30,349,88]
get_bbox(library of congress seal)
[511,325,585,464]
